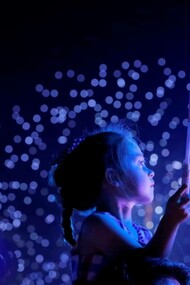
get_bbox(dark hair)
[52,121,139,245]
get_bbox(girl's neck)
[97,190,135,223]
[96,204,133,226]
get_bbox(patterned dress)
[71,211,152,284]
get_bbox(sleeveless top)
[71,211,152,283]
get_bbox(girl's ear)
[105,168,120,187]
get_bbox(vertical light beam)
[182,92,190,193]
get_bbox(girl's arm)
[144,184,190,257]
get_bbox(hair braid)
[62,201,75,246]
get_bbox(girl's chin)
[138,196,154,205]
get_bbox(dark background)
[1,1,190,75]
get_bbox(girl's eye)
[139,160,146,166]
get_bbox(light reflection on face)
[120,140,155,204]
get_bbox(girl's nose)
[149,169,155,178]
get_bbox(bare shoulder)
[79,212,109,237]
[82,211,111,225]
[81,212,120,234]
[78,212,119,255]
[78,212,141,258]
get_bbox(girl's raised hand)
[164,184,190,225]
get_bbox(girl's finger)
[170,184,188,202]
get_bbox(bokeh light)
[1,54,190,285]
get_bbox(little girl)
[52,121,190,284]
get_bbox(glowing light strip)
[182,92,190,193]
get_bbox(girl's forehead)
[125,139,143,156]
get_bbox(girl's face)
[120,140,155,205]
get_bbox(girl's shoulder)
[80,210,129,237]
[84,211,123,227]
[78,211,145,257]
[77,211,122,255]
[81,211,116,228]
[89,211,153,245]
